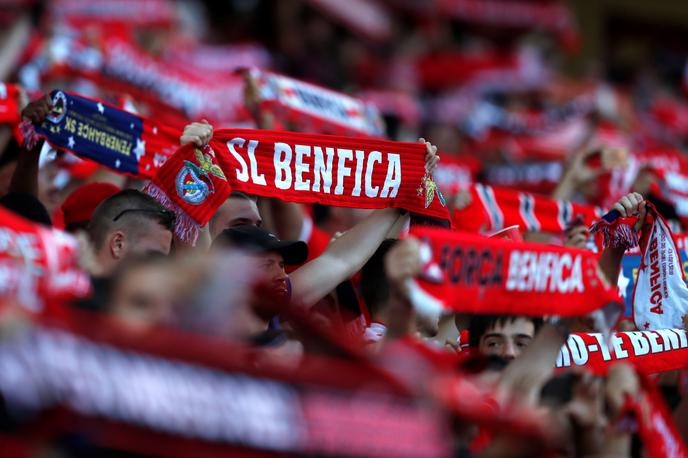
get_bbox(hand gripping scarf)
[591,202,688,330]
[23,90,179,178]
[407,226,621,318]
[453,183,602,234]
[146,129,449,243]
[248,69,385,137]
[555,329,688,375]
[0,206,90,314]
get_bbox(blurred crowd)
[1,0,688,457]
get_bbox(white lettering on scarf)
[505,251,584,293]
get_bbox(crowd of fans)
[1,0,688,457]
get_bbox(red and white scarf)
[146,129,449,243]
[556,329,688,375]
[249,68,385,137]
[0,206,90,314]
[452,183,602,235]
[591,203,688,330]
[407,226,621,318]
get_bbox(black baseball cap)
[214,224,308,265]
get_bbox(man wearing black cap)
[216,205,407,310]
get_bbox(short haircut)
[468,315,543,348]
[360,239,399,317]
[87,189,174,250]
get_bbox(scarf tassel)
[590,217,639,250]
[143,182,200,245]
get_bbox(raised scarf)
[0,206,90,314]
[452,183,602,234]
[591,203,688,330]
[146,129,449,243]
[249,68,385,137]
[0,314,448,458]
[26,90,179,178]
[408,226,621,318]
[555,329,688,375]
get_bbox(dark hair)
[360,239,399,317]
[468,315,544,348]
[87,189,174,249]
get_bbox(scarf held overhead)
[30,90,179,178]
[146,129,449,243]
[590,202,688,330]
[408,226,621,317]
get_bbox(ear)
[109,231,127,260]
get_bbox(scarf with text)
[249,68,385,137]
[408,226,621,318]
[146,129,449,243]
[27,90,179,178]
[555,329,688,375]
[452,183,602,234]
[0,315,449,458]
[591,203,688,330]
[0,206,90,314]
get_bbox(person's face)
[255,251,288,299]
[210,197,262,239]
[110,265,173,331]
[478,318,535,360]
[128,221,173,257]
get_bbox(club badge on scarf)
[408,226,621,317]
[591,202,688,330]
[0,206,90,314]
[249,69,384,137]
[29,90,179,178]
[555,329,688,375]
[146,128,448,243]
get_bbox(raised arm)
[10,94,51,196]
[598,192,646,285]
[290,139,439,308]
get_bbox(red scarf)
[591,203,688,330]
[146,129,449,243]
[408,226,621,317]
[622,374,688,458]
[453,183,602,234]
[0,82,21,125]
[556,329,688,375]
[0,206,90,314]
[249,68,385,137]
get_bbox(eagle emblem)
[175,147,226,205]
[417,174,446,209]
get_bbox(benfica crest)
[418,174,446,209]
[175,148,226,205]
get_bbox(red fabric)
[249,69,385,137]
[0,206,90,313]
[147,129,448,243]
[453,183,601,234]
[306,223,331,262]
[409,226,621,317]
[0,82,21,125]
[626,374,688,458]
[61,182,121,227]
[555,330,688,375]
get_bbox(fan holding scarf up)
[593,192,688,330]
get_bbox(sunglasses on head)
[112,208,176,226]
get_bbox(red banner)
[408,226,621,317]
[555,329,688,375]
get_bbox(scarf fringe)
[19,119,41,150]
[143,182,200,245]
[590,217,639,250]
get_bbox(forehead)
[485,318,535,337]
[225,196,259,218]
[253,251,284,263]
